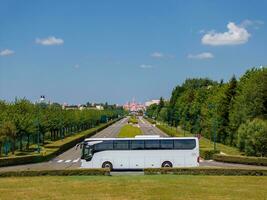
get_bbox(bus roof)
[84,136,197,141]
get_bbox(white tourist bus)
[79,135,199,170]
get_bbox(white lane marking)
[57,160,63,163]
[65,160,72,163]
[73,158,80,163]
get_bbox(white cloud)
[199,29,206,34]
[150,52,164,58]
[188,52,214,60]
[0,49,14,56]
[150,52,174,59]
[36,36,64,46]
[140,64,153,69]
[74,64,80,69]
[240,19,264,28]
[202,22,250,46]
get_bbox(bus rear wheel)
[102,161,113,170]
[161,161,173,168]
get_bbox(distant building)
[96,105,104,110]
[40,95,45,102]
[62,104,79,110]
[145,99,160,107]
[62,103,105,110]
[123,99,145,112]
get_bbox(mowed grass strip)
[118,124,142,138]
[0,175,267,200]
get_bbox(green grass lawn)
[118,124,142,138]
[128,115,138,124]
[0,175,266,200]
[157,124,241,156]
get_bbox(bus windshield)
[82,144,94,161]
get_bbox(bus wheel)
[102,161,113,170]
[161,161,173,168]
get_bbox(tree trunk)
[12,138,15,154]
[0,142,2,157]
[26,134,30,150]
[19,135,23,151]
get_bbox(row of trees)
[146,67,267,156]
[0,99,124,156]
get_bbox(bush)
[200,148,220,160]
[237,119,267,157]
[213,154,267,166]
[156,125,177,136]
[0,169,110,177]
[128,116,138,124]
[144,117,156,124]
[144,167,267,176]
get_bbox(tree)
[158,107,168,122]
[237,119,267,156]
[229,68,267,145]
[215,76,237,144]
[0,121,17,154]
[12,99,36,150]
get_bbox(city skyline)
[1,1,267,104]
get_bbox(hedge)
[0,169,110,177]
[144,117,156,124]
[144,167,267,176]
[0,118,121,167]
[213,154,267,166]
[156,125,177,137]
[200,148,220,160]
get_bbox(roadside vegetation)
[0,175,266,200]
[146,67,267,157]
[118,124,142,138]
[155,124,241,156]
[128,115,138,124]
[0,99,124,157]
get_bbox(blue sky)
[0,0,267,104]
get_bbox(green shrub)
[237,119,267,157]
[144,167,267,176]
[128,116,138,124]
[213,154,267,166]
[0,169,110,177]
[156,125,177,136]
[200,148,220,160]
[144,117,156,124]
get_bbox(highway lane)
[138,116,168,137]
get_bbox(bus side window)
[174,139,196,150]
[114,140,129,150]
[94,141,113,152]
[145,140,160,149]
[160,140,174,149]
[131,140,144,150]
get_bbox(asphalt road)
[138,116,168,137]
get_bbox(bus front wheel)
[102,161,113,170]
[161,161,173,168]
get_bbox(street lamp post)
[212,117,216,151]
[208,104,217,151]
[35,106,41,154]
